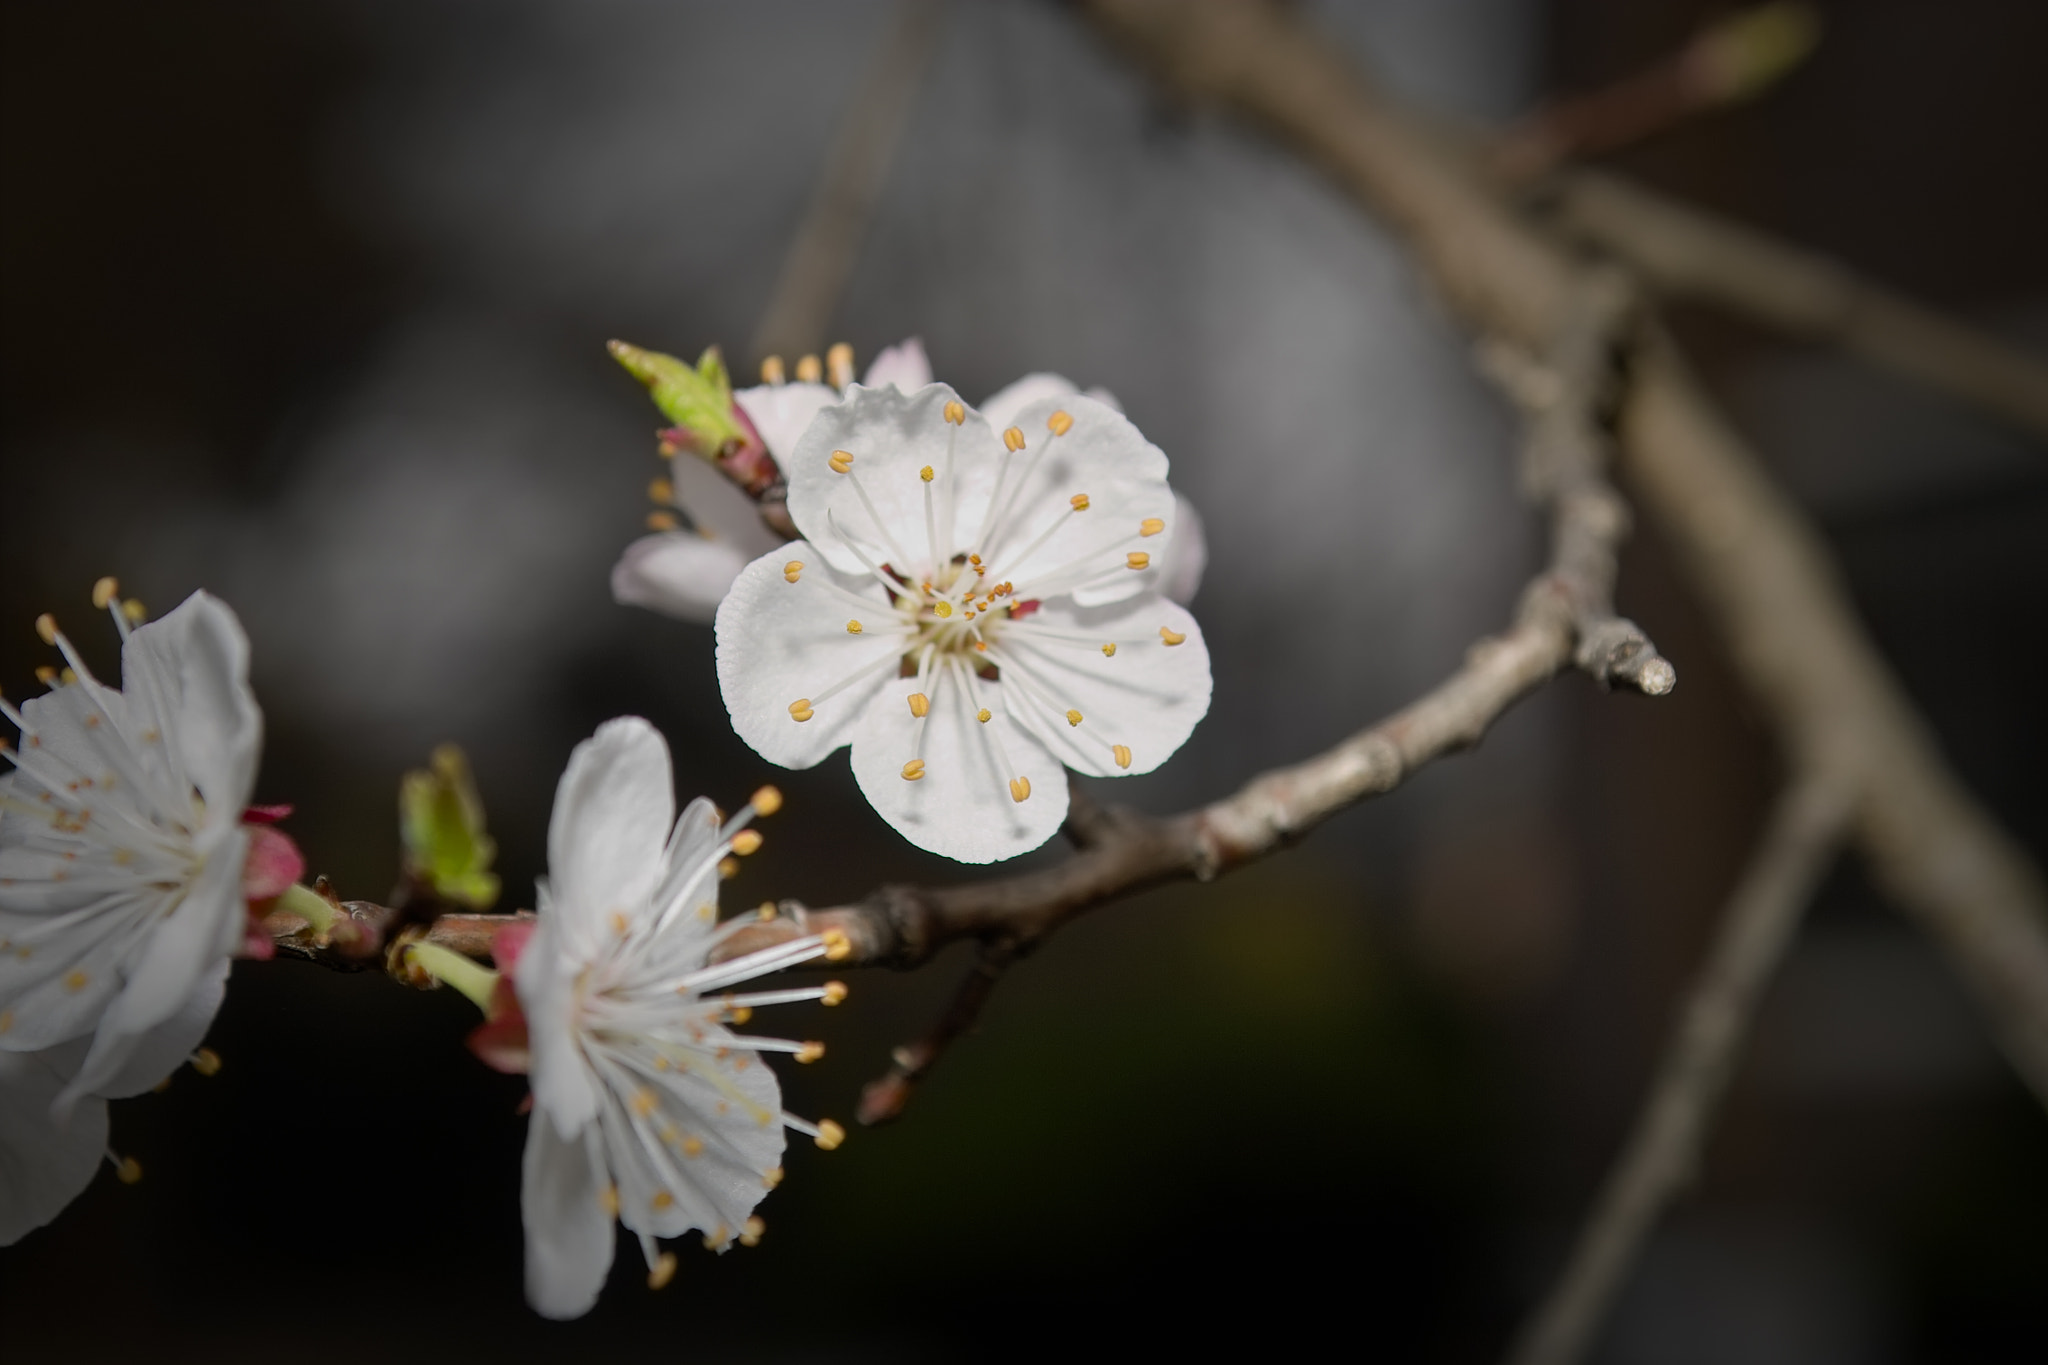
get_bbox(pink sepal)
[241,825,306,903]
[241,803,295,825]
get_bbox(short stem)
[407,940,501,1014]
[274,882,339,938]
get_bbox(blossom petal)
[57,826,246,1114]
[994,595,1212,778]
[611,532,751,626]
[847,661,1068,863]
[606,1034,784,1244]
[128,592,261,840]
[1160,492,1208,605]
[664,449,783,558]
[977,372,1078,430]
[521,1112,614,1320]
[92,957,230,1098]
[861,337,933,392]
[734,381,839,461]
[784,383,1002,578]
[0,1047,108,1247]
[514,908,599,1132]
[714,543,906,770]
[545,718,673,962]
[979,394,1173,610]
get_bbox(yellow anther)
[1047,409,1073,436]
[977,708,992,723]
[1101,642,1117,657]
[1159,626,1187,646]
[34,666,57,686]
[760,354,787,385]
[648,476,675,504]
[1070,493,1090,512]
[35,613,57,646]
[1139,517,1165,537]
[116,1156,143,1185]
[610,911,630,935]
[901,759,926,781]
[651,1189,675,1210]
[718,857,740,879]
[731,829,763,856]
[829,449,854,474]
[907,692,930,718]
[1009,776,1032,803]
[703,1225,729,1250]
[822,980,848,1005]
[796,1041,825,1064]
[122,599,146,624]
[795,354,823,384]
[657,435,680,458]
[697,903,715,920]
[944,400,966,425]
[740,1216,766,1247]
[762,1166,785,1188]
[826,341,855,388]
[751,785,783,817]
[846,619,863,634]
[190,1048,222,1077]
[648,1252,678,1290]
[729,1004,753,1024]
[632,1087,658,1118]
[647,511,679,531]
[600,1184,620,1216]
[758,901,777,920]
[789,698,815,722]
[815,1119,846,1151]
[1003,426,1026,452]
[783,559,804,583]
[1065,709,1083,727]
[92,577,120,610]
[63,970,88,992]
[1126,551,1151,570]
[932,601,953,619]
[683,1136,705,1157]
[821,929,852,961]
[920,465,934,482]
[1113,744,1133,769]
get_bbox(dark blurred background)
[2,2,2044,1361]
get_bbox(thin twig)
[747,0,948,363]
[1507,776,1855,1365]
[857,941,1016,1126]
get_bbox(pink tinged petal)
[0,1049,109,1247]
[128,592,262,833]
[490,919,537,973]
[93,958,229,1099]
[861,337,933,391]
[664,448,784,558]
[784,383,1002,577]
[733,381,839,461]
[847,664,1068,864]
[714,544,907,771]
[611,532,751,626]
[1161,493,1207,605]
[977,372,1080,431]
[998,595,1212,779]
[56,826,247,1116]
[467,979,531,1075]
[240,825,305,903]
[543,718,673,960]
[521,1114,614,1320]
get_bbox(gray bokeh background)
[3,1,2043,1360]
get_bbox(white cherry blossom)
[512,717,846,1318]
[715,384,1212,863]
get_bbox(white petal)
[977,373,1078,431]
[714,544,907,770]
[0,884,166,1054]
[861,337,933,391]
[994,595,1212,778]
[521,1112,615,1320]
[94,957,230,1098]
[611,532,749,625]
[664,449,782,558]
[847,660,1068,863]
[1160,492,1208,605]
[649,796,725,940]
[734,381,839,461]
[0,1048,107,1247]
[514,910,600,1133]
[58,827,246,1114]
[978,393,1173,610]
[784,383,1002,578]
[545,718,674,962]
[609,1037,783,1242]
[129,592,261,835]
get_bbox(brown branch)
[1079,0,2048,1112]
[856,940,1016,1127]
[1506,776,1854,1365]
[747,0,948,363]
[1541,170,2048,443]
